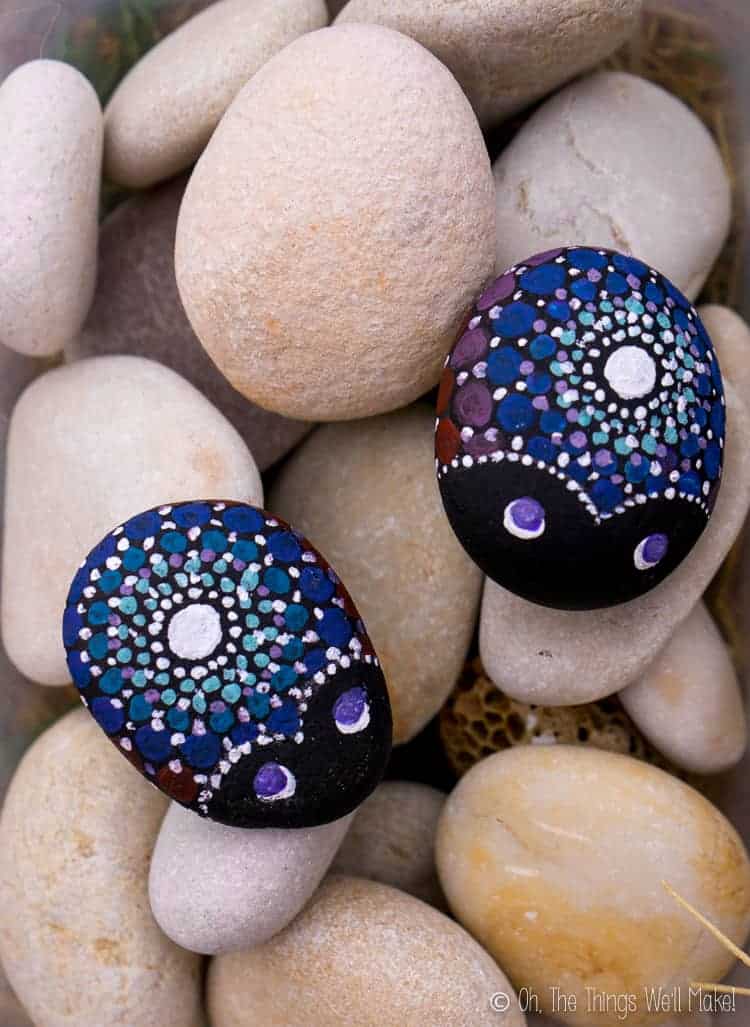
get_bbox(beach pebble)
[2,356,262,686]
[437,248,724,609]
[63,500,391,827]
[494,72,731,300]
[335,0,641,128]
[436,746,750,1025]
[331,781,446,907]
[619,601,746,774]
[270,406,483,743]
[699,304,750,396]
[104,0,328,188]
[150,803,351,954]
[176,24,495,421]
[0,709,203,1027]
[479,381,750,705]
[0,60,102,357]
[67,177,311,470]
[207,875,526,1026]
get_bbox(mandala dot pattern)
[63,501,392,827]
[436,247,725,609]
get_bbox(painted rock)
[436,247,725,609]
[62,501,392,828]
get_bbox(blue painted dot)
[704,442,721,480]
[202,530,227,554]
[530,334,556,359]
[520,263,565,294]
[300,566,334,602]
[231,722,259,745]
[180,733,220,769]
[284,604,309,631]
[569,248,606,270]
[264,566,290,594]
[572,279,597,301]
[267,531,301,563]
[209,709,235,734]
[591,480,623,512]
[267,702,300,736]
[527,436,557,463]
[493,301,537,338]
[497,394,536,432]
[605,272,628,295]
[63,606,84,645]
[679,471,702,496]
[540,410,566,435]
[161,531,187,553]
[167,707,190,731]
[91,697,124,735]
[173,503,212,528]
[318,608,353,649]
[271,665,298,691]
[612,253,648,278]
[247,692,270,718]
[124,510,161,541]
[486,346,522,386]
[67,651,90,689]
[129,695,152,722]
[526,372,552,395]
[223,506,265,535]
[303,648,327,674]
[135,725,172,763]
[122,547,146,571]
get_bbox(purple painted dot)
[465,434,500,458]
[519,360,535,375]
[477,273,516,311]
[627,274,641,289]
[635,533,669,570]
[587,269,602,282]
[138,567,151,578]
[503,497,545,540]
[145,689,160,703]
[333,687,370,735]
[200,549,215,562]
[169,553,183,567]
[555,288,568,300]
[254,762,295,801]
[532,396,549,411]
[269,645,283,659]
[256,585,269,597]
[570,431,587,448]
[232,559,247,571]
[566,409,579,423]
[595,449,613,467]
[450,327,489,368]
[555,381,568,395]
[533,319,547,333]
[453,381,493,428]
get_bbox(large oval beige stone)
[336,0,641,128]
[269,406,483,742]
[2,356,263,686]
[176,24,495,421]
[619,601,746,774]
[479,381,750,705]
[67,176,312,470]
[207,875,526,1026]
[330,781,446,907]
[0,709,204,1027]
[149,803,351,954]
[436,746,750,1027]
[0,60,102,357]
[104,0,328,188]
[493,72,731,300]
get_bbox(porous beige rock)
[0,60,102,356]
[494,72,731,300]
[2,356,263,686]
[176,24,495,421]
[336,0,641,128]
[330,781,446,907]
[207,875,526,1026]
[68,177,312,470]
[269,406,483,742]
[104,0,328,188]
[619,601,746,774]
[149,803,351,954]
[437,746,750,1027]
[699,304,750,396]
[479,381,750,706]
[0,709,204,1027]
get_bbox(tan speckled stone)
[699,304,750,397]
[150,803,351,954]
[335,0,641,128]
[479,382,750,706]
[269,406,483,743]
[0,60,102,356]
[2,356,263,686]
[330,781,446,907]
[67,177,312,470]
[0,709,204,1027]
[176,24,495,421]
[619,602,746,775]
[208,875,526,1027]
[437,746,750,1027]
[104,0,327,188]
[494,72,730,300]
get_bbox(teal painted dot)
[213,559,228,574]
[232,540,257,562]
[614,438,632,455]
[180,678,196,693]
[600,300,614,313]
[161,689,177,706]
[133,613,146,627]
[87,601,110,626]
[202,530,227,553]
[116,647,132,664]
[244,672,257,687]
[657,312,671,329]
[625,297,645,315]
[577,412,591,427]
[134,636,147,648]
[684,354,695,369]
[242,634,258,652]
[158,583,173,596]
[132,669,147,687]
[138,581,152,596]
[254,653,270,668]
[263,626,278,641]
[153,560,169,578]
[283,638,304,662]
[161,531,187,553]
[201,573,215,588]
[578,312,595,326]
[247,692,270,718]
[192,694,207,714]
[271,666,297,691]
[88,633,109,659]
[203,675,221,693]
[572,349,584,361]
[117,624,129,640]
[184,558,201,574]
[264,567,290,594]
[258,600,273,614]
[174,572,189,588]
[237,654,249,670]
[240,569,259,592]
[136,653,151,666]
[119,596,137,615]
[155,672,170,686]
[220,577,235,593]
[223,668,236,683]
[284,605,308,631]
[99,570,122,594]
[550,360,564,377]
[129,695,152,722]
[560,330,575,346]
[642,435,657,455]
[167,708,190,731]
[100,668,123,694]
[222,684,241,703]
[594,410,606,422]
[122,547,146,571]
[210,710,234,733]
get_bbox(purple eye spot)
[333,687,370,735]
[503,498,546,540]
[634,533,668,571]
[254,761,296,802]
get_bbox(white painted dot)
[167,603,222,661]
[604,345,657,400]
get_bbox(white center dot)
[603,345,656,400]
[167,603,222,661]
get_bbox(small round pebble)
[67,176,312,471]
[1,356,263,686]
[207,876,526,1026]
[494,72,731,300]
[330,781,446,907]
[104,0,328,188]
[0,709,204,1027]
[619,601,746,774]
[176,24,495,421]
[437,746,750,1026]
[0,60,102,357]
[436,247,725,609]
[440,657,678,779]
[479,379,750,704]
[336,0,641,128]
[150,803,351,953]
[270,406,483,743]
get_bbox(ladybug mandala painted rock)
[436,247,725,609]
[62,501,392,827]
